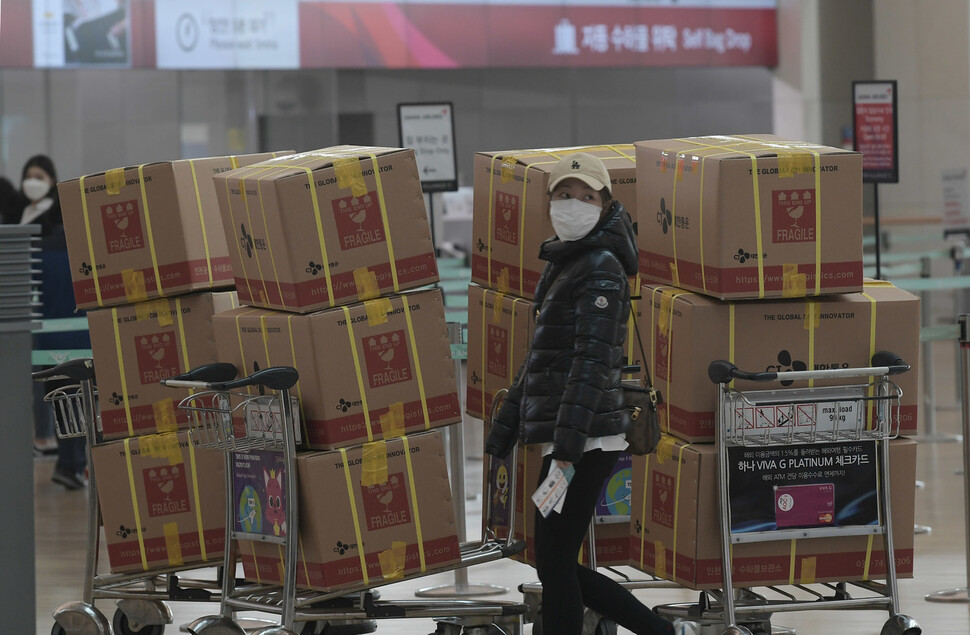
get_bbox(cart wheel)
[113,608,165,635]
[50,624,66,635]
[880,614,921,635]
[582,609,617,635]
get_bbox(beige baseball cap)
[548,152,612,195]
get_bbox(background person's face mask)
[550,199,601,241]
[22,177,50,202]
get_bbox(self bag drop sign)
[728,441,878,533]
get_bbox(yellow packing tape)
[800,555,817,584]
[379,541,408,581]
[340,306,373,441]
[492,293,504,323]
[105,168,125,195]
[863,534,874,580]
[164,521,185,566]
[497,268,510,295]
[143,432,184,465]
[380,402,406,438]
[638,453,650,569]
[334,156,368,197]
[137,164,164,298]
[361,441,389,487]
[186,437,207,562]
[654,540,666,579]
[122,269,148,303]
[338,448,370,586]
[123,437,149,570]
[655,434,677,465]
[364,297,392,326]
[671,442,689,579]
[782,264,807,298]
[135,302,152,322]
[188,160,214,286]
[789,539,798,584]
[112,307,135,436]
[402,301,431,429]
[863,291,878,428]
[355,268,381,301]
[401,436,427,573]
[153,399,178,433]
[155,299,173,326]
[500,155,517,183]
[78,176,104,306]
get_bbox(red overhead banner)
[0,1,777,70]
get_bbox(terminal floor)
[34,343,970,634]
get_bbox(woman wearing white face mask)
[16,154,62,234]
[485,153,683,635]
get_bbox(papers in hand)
[532,463,575,518]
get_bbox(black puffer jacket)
[484,201,638,463]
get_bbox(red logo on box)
[143,464,190,518]
[654,330,672,381]
[332,191,385,250]
[487,324,508,378]
[360,472,411,530]
[135,331,181,385]
[772,189,817,243]
[362,330,412,389]
[494,192,519,245]
[651,472,675,528]
[101,200,146,254]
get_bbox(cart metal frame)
[33,359,226,635]
[162,364,527,635]
[656,352,921,635]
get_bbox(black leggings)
[535,450,674,635]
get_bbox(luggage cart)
[162,364,528,635]
[654,352,921,635]
[33,359,226,635]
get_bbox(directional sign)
[398,103,458,193]
[853,80,899,184]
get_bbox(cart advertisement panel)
[727,440,879,533]
[232,450,289,538]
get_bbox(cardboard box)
[92,430,225,574]
[629,437,916,589]
[465,283,649,420]
[212,146,439,313]
[237,430,462,592]
[212,288,461,449]
[88,291,240,440]
[641,280,919,442]
[483,424,633,568]
[59,152,290,310]
[636,135,863,300]
[471,145,637,299]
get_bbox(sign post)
[853,80,899,280]
[398,102,458,252]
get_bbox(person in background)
[0,176,26,224]
[18,155,90,489]
[484,153,697,635]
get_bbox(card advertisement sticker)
[727,440,878,533]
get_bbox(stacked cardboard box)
[208,146,463,591]
[467,144,642,568]
[58,152,287,572]
[628,134,919,589]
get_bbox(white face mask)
[549,199,601,242]
[22,178,50,202]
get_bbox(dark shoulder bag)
[623,298,663,455]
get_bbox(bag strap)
[629,296,655,390]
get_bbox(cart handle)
[162,365,299,392]
[32,358,95,382]
[168,362,238,384]
[708,351,910,384]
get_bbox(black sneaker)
[52,469,86,490]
